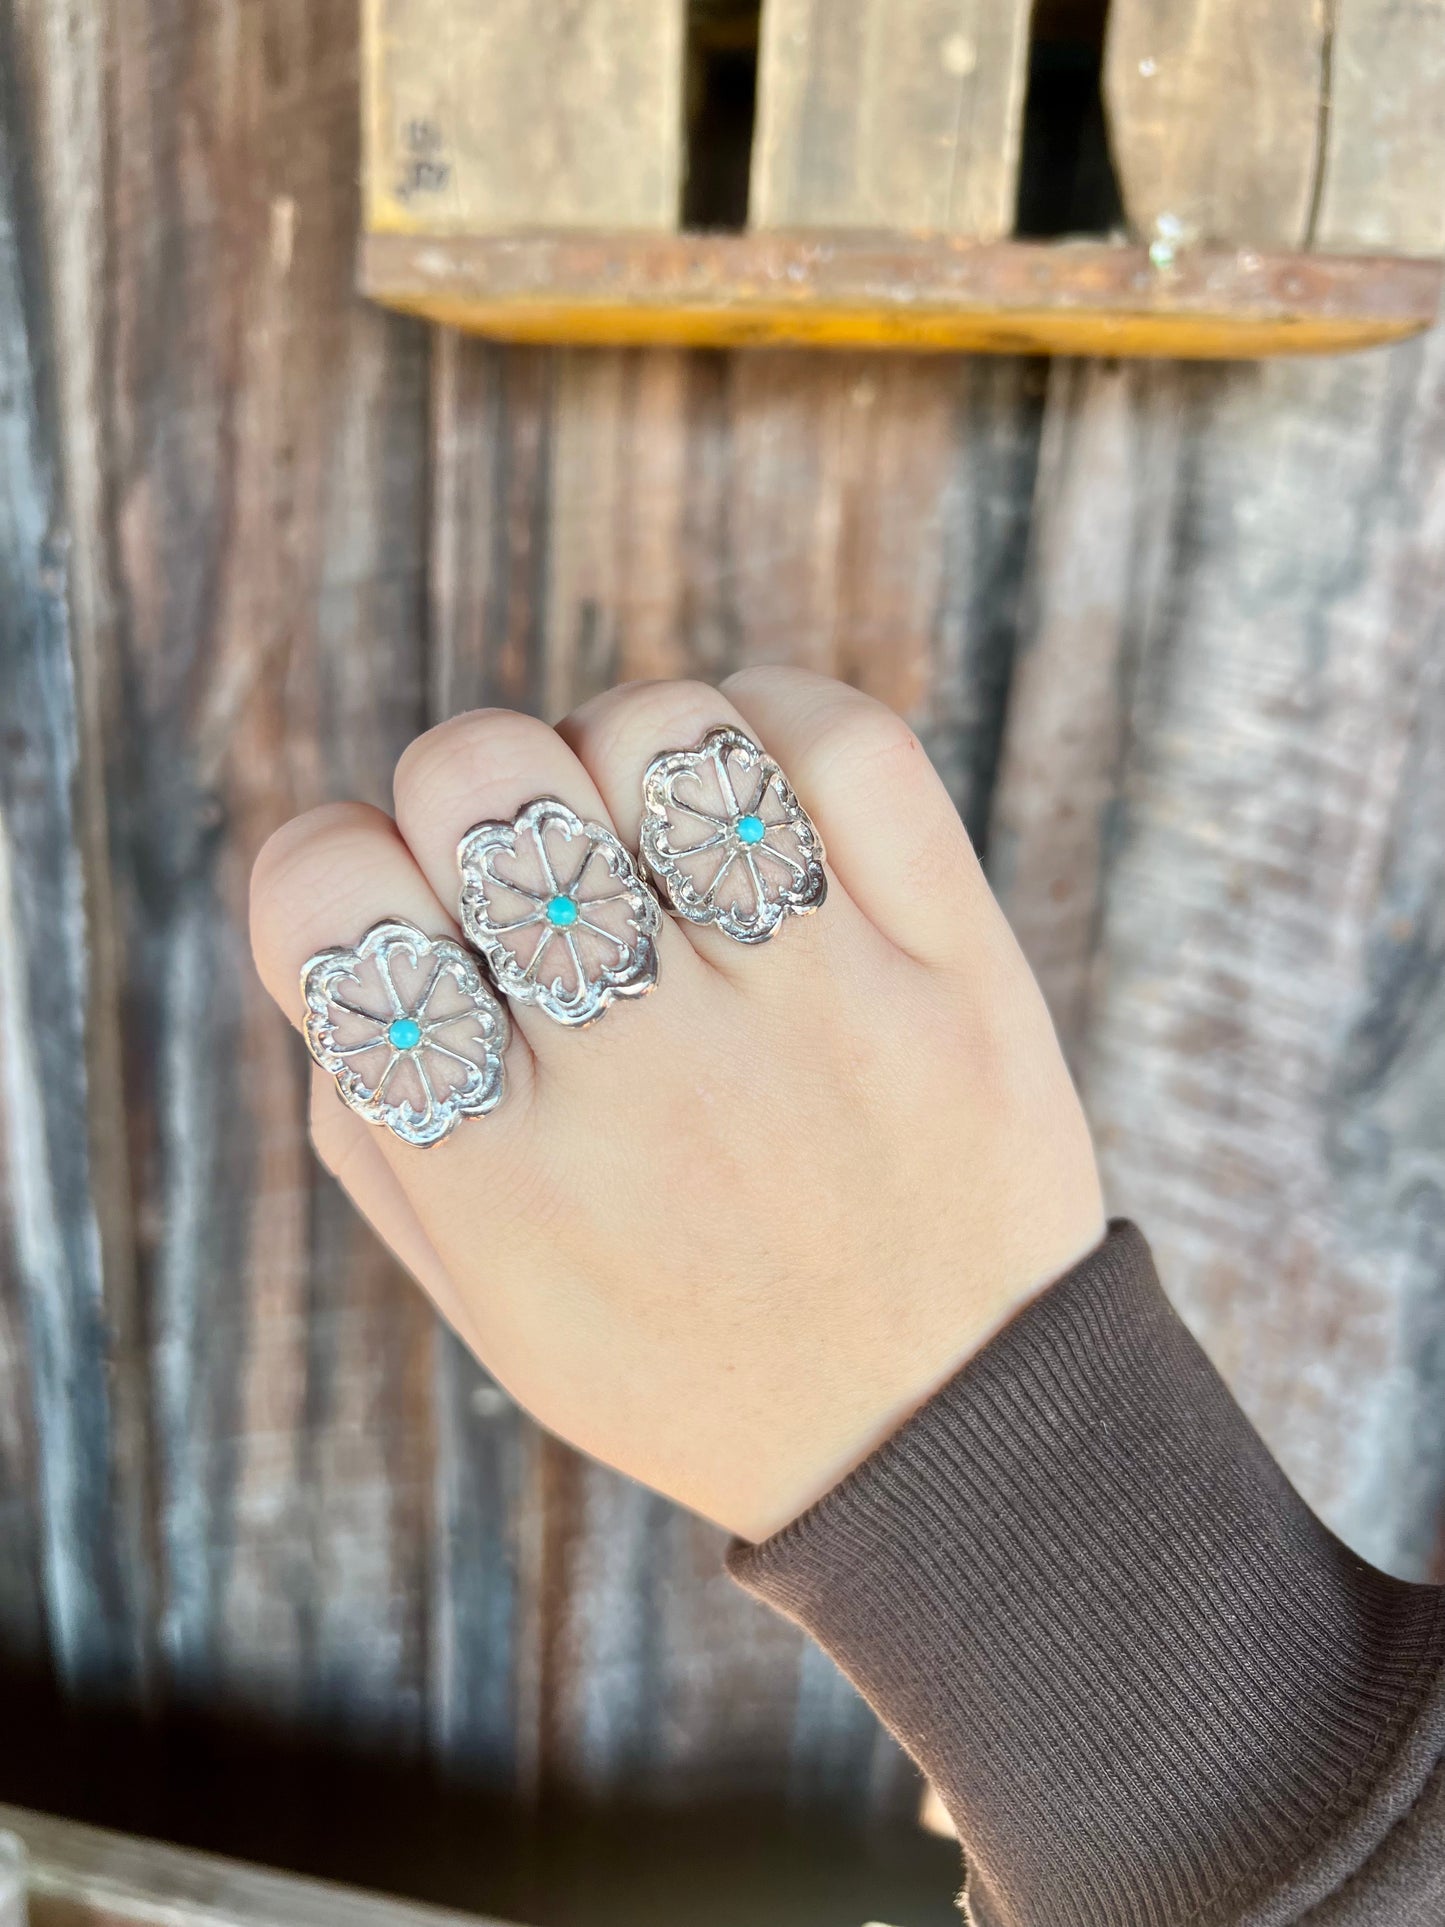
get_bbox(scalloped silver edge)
[457,798,661,1028]
[640,726,827,944]
[301,919,509,1148]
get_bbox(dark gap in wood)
[1304,0,1339,246]
[960,361,1054,865]
[682,0,760,229]
[1015,0,1125,237]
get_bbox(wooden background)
[2,1,1444,1924]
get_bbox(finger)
[558,678,885,983]
[720,667,988,968]
[308,1067,483,1351]
[250,799,537,1155]
[392,708,705,1055]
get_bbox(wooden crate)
[360,0,1445,356]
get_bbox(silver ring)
[301,919,510,1147]
[457,798,661,1027]
[640,726,826,943]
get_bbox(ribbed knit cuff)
[729,1223,1445,1927]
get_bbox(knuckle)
[394,709,553,817]
[572,677,678,723]
[720,664,829,708]
[626,676,720,719]
[586,678,722,754]
[251,803,390,911]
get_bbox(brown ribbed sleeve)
[729,1223,1445,1927]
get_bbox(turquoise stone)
[736,813,766,845]
[387,1016,422,1051]
[546,894,580,928]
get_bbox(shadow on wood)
[0,1659,959,1927]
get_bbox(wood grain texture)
[1103,0,1327,248]
[0,20,59,1688]
[364,0,687,235]
[750,0,1032,235]
[989,358,1185,1059]
[1090,335,1445,1582]
[4,1802,514,1927]
[0,0,152,1703]
[996,336,1445,1584]
[1313,0,1445,254]
[100,0,436,1738]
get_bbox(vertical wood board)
[364,0,687,235]
[0,0,152,1702]
[989,358,1185,1061]
[1012,339,1445,1581]
[99,0,434,1745]
[1103,0,1326,248]
[1313,0,1445,255]
[751,0,1032,236]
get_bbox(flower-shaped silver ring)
[640,726,827,943]
[457,799,661,1027]
[301,920,510,1147]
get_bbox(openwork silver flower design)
[301,920,509,1147]
[640,726,827,944]
[457,799,661,1027]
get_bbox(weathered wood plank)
[541,348,698,708]
[719,350,1043,838]
[0,0,152,1702]
[361,229,1443,356]
[996,335,1445,1585]
[363,0,687,235]
[1103,0,1326,248]
[429,334,556,720]
[3,1803,514,1927]
[1313,0,1445,255]
[0,1221,45,1676]
[989,358,1185,1058]
[441,337,1040,837]
[0,40,52,1667]
[427,1335,539,1796]
[751,0,1032,235]
[94,0,436,1739]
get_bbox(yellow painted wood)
[367,291,1429,358]
[359,233,1442,360]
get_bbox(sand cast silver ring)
[301,919,510,1147]
[457,798,661,1028]
[640,725,827,944]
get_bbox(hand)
[250,671,1104,1542]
